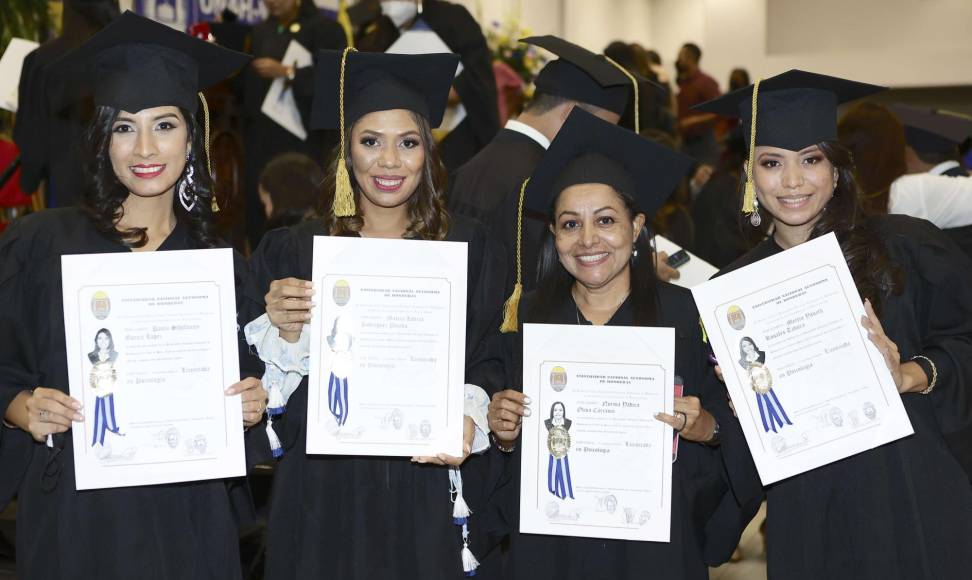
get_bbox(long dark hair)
[318,111,449,240]
[80,105,219,249]
[750,141,901,314]
[529,187,659,327]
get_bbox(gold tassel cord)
[337,0,354,48]
[499,178,530,333]
[742,78,762,215]
[197,91,219,212]
[603,55,639,134]
[333,47,358,217]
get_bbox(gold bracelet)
[911,355,938,395]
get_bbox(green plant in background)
[1,0,53,138]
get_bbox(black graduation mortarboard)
[892,104,972,154]
[311,48,459,218]
[497,107,692,332]
[694,69,884,216]
[523,35,640,122]
[48,10,250,114]
[310,49,459,130]
[525,107,693,216]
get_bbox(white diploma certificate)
[306,237,467,457]
[260,39,313,140]
[692,233,914,485]
[520,324,675,542]
[61,249,245,490]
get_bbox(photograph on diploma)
[693,233,914,484]
[520,324,675,542]
[61,249,246,490]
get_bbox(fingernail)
[304,281,313,288]
[523,396,531,404]
[523,408,532,417]
[224,387,233,395]
[72,402,82,410]
[74,413,84,421]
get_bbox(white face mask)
[380,1,418,28]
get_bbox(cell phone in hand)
[666,249,690,269]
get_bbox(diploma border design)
[713,264,891,456]
[533,359,668,531]
[75,281,230,466]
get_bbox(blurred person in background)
[675,42,721,165]
[258,152,323,231]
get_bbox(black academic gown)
[241,10,347,247]
[13,38,89,207]
[241,215,509,580]
[449,128,547,298]
[0,208,253,579]
[718,214,972,580]
[356,1,500,172]
[491,286,760,580]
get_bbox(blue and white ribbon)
[547,454,575,500]
[91,393,120,447]
[756,389,792,433]
[327,372,349,426]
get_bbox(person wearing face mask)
[356,0,500,172]
[0,13,267,578]
[485,108,759,580]
[697,70,972,579]
[241,48,507,579]
[241,0,347,248]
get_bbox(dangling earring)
[632,244,639,258]
[750,196,762,227]
[178,153,197,212]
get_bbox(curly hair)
[80,105,220,249]
[317,111,449,240]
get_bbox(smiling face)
[751,144,836,232]
[741,339,756,356]
[109,106,189,201]
[349,109,426,215]
[96,331,111,351]
[552,183,645,293]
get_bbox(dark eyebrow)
[358,129,421,138]
[593,206,617,213]
[557,209,580,219]
[113,113,180,123]
[798,145,821,155]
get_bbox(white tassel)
[449,467,472,524]
[460,523,479,576]
[266,415,283,458]
[267,380,285,416]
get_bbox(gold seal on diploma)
[748,362,773,394]
[332,280,351,306]
[547,425,571,458]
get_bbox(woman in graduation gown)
[356,0,499,171]
[241,48,507,579]
[485,108,759,580]
[695,69,972,579]
[0,12,268,580]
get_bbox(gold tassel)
[332,47,357,217]
[499,178,529,333]
[337,0,354,48]
[742,78,762,216]
[197,91,219,212]
[603,55,639,134]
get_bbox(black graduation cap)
[892,104,972,154]
[497,107,692,333]
[310,48,458,218]
[47,10,250,114]
[694,69,885,151]
[310,48,459,130]
[523,35,639,120]
[694,69,884,216]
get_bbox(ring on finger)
[674,411,686,433]
[39,410,49,420]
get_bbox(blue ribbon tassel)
[327,372,349,426]
[547,454,575,499]
[91,393,120,447]
[756,389,793,433]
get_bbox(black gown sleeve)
[0,218,42,509]
[461,221,508,395]
[13,49,47,193]
[899,219,972,478]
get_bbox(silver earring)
[178,154,196,212]
[750,197,762,227]
[632,245,639,258]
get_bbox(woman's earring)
[750,196,762,227]
[632,244,639,258]
[178,154,196,212]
